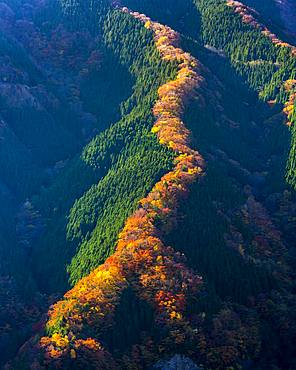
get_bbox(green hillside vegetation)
[31,8,177,291]
[0,0,295,368]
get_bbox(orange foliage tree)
[226,1,296,128]
[36,6,206,367]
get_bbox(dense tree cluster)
[227,1,296,55]
[33,8,206,367]
[193,0,296,190]
[283,79,296,126]
[225,0,296,193]
[3,1,296,369]
[225,1,296,126]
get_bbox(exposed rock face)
[153,355,201,370]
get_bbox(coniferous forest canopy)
[0,0,295,369]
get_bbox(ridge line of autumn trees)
[25,5,208,368]
[226,1,296,127]
[226,0,296,189]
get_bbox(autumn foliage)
[36,6,205,367]
[283,80,296,126]
[227,1,296,55]
[227,0,296,127]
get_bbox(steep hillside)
[30,5,177,292]
[243,0,296,44]
[0,0,295,369]
[24,9,207,367]
[0,0,140,362]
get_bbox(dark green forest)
[0,0,295,369]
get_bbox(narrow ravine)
[26,6,207,366]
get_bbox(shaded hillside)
[243,0,296,44]
[0,0,295,369]
[0,0,140,363]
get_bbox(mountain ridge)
[0,0,295,368]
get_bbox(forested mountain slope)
[0,0,295,369]
[243,0,296,44]
[0,0,136,362]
